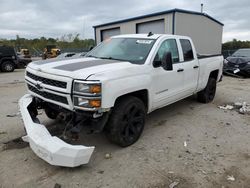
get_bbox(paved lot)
[0,69,250,188]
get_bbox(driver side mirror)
[162,52,173,71]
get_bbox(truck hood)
[226,56,250,64]
[27,57,139,80]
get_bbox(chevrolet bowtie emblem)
[35,81,43,91]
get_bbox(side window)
[180,39,194,61]
[154,39,179,63]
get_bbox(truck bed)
[197,54,223,92]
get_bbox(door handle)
[193,65,199,69]
[177,68,184,72]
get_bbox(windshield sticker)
[136,40,153,44]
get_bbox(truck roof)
[112,34,161,39]
[112,34,191,40]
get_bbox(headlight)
[73,81,101,95]
[247,62,250,65]
[223,59,228,64]
[74,82,90,93]
[73,96,101,109]
[73,80,102,110]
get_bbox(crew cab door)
[151,38,185,110]
[179,39,199,95]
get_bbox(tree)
[223,39,250,50]
[0,33,95,55]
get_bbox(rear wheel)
[105,96,146,147]
[1,61,15,72]
[197,77,217,103]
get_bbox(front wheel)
[197,77,217,103]
[1,61,15,72]
[105,96,146,147]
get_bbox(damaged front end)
[223,57,250,78]
[19,94,95,167]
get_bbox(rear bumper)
[19,94,95,167]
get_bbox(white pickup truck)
[19,34,223,167]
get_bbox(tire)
[105,96,146,147]
[45,107,59,119]
[1,61,15,72]
[197,77,217,103]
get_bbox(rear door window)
[180,39,194,61]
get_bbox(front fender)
[101,74,151,110]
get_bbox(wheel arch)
[114,89,149,111]
[209,69,219,81]
[0,57,14,64]
[0,58,16,68]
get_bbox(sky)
[0,0,249,42]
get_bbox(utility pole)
[82,18,87,50]
[83,18,85,39]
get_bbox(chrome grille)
[27,84,68,104]
[26,71,67,88]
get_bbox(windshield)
[232,49,250,57]
[86,38,156,64]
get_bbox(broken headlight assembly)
[73,80,101,110]
[223,59,228,65]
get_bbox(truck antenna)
[201,3,204,13]
[148,32,154,37]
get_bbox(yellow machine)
[20,48,31,58]
[42,45,61,59]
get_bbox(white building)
[93,8,223,54]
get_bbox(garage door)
[101,27,120,41]
[136,19,165,34]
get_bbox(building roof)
[93,8,224,28]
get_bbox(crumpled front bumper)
[223,65,250,77]
[19,94,95,167]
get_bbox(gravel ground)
[0,69,249,188]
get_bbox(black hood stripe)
[32,58,74,65]
[53,59,120,71]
